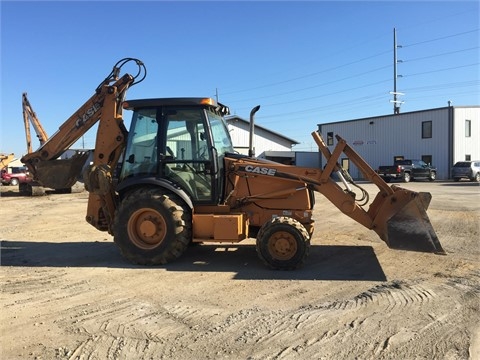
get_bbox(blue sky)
[1,1,479,156]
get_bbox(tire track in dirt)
[37,274,476,359]
[223,277,477,360]
[63,299,230,359]
[2,256,477,359]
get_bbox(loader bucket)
[378,188,446,254]
[33,151,90,189]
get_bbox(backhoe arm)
[21,58,145,190]
[21,58,146,232]
[22,93,49,154]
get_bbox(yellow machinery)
[21,58,444,269]
[0,153,15,170]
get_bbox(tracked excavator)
[21,58,445,269]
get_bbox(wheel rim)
[267,231,297,260]
[127,208,167,250]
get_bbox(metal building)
[318,106,480,180]
[226,115,299,156]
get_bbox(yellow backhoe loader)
[21,92,89,195]
[21,58,445,269]
[1,153,15,170]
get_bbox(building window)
[466,154,471,161]
[466,120,471,137]
[422,155,432,165]
[327,132,334,146]
[422,121,432,139]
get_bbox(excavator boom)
[21,58,146,191]
[22,93,49,154]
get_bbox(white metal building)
[318,106,480,180]
[226,116,321,167]
[225,115,299,156]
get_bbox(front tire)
[10,178,19,186]
[473,173,480,182]
[113,187,192,265]
[256,217,310,270]
[428,171,436,181]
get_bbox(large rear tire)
[113,187,192,265]
[256,217,310,270]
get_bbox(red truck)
[1,167,31,186]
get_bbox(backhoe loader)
[21,58,445,269]
[20,92,88,195]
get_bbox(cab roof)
[123,98,230,115]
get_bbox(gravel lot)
[1,180,479,359]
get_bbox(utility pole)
[391,28,404,114]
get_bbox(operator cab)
[120,98,233,205]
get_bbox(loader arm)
[311,132,444,253]
[225,132,445,254]
[21,58,146,232]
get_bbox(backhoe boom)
[21,58,146,232]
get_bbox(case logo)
[244,165,277,176]
[76,102,102,128]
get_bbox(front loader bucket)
[377,188,445,254]
[33,151,90,189]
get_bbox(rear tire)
[10,178,19,186]
[113,187,192,265]
[256,217,310,270]
[403,172,411,183]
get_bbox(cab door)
[161,107,214,203]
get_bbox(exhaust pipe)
[249,105,261,157]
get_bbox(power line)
[222,27,478,133]
[220,50,392,96]
[402,29,479,48]
[403,63,479,77]
[228,64,391,104]
[403,46,479,62]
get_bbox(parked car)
[377,159,436,183]
[452,161,480,182]
[1,167,31,186]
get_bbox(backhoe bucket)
[33,151,90,189]
[379,188,445,254]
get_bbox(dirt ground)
[1,181,479,360]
